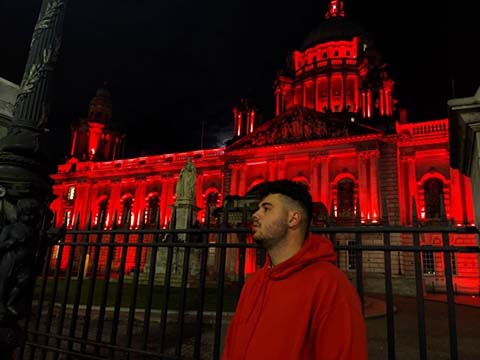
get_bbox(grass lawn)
[33,277,240,312]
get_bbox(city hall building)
[50,0,478,294]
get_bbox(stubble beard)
[253,218,289,251]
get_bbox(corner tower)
[69,86,125,161]
[232,98,257,139]
[274,0,395,122]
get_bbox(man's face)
[252,194,289,250]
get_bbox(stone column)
[275,90,281,116]
[357,152,369,221]
[238,165,247,195]
[268,161,277,181]
[72,182,90,227]
[277,160,286,179]
[133,180,147,227]
[407,156,418,221]
[230,165,239,195]
[108,181,122,225]
[449,167,463,222]
[397,157,408,224]
[319,156,330,207]
[87,183,100,223]
[369,150,380,222]
[354,78,359,112]
[302,81,306,107]
[196,173,204,210]
[310,157,320,202]
[327,74,332,111]
[70,130,78,156]
[159,177,170,227]
[361,91,366,118]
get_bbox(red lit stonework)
[50,1,478,294]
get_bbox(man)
[222,180,367,360]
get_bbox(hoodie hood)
[235,234,337,326]
[267,234,337,280]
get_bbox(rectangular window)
[52,245,60,260]
[64,209,72,228]
[422,248,435,275]
[67,186,76,201]
[347,240,356,270]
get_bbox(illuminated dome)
[301,16,366,51]
[95,86,111,99]
[273,0,394,121]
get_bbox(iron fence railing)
[21,200,479,360]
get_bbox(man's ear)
[288,210,302,228]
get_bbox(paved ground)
[366,295,480,360]
[22,295,480,359]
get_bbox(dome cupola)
[273,0,395,123]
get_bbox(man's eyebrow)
[258,201,273,208]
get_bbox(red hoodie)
[222,235,368,360]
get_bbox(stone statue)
[0,199,64,320]
[0,199,40,320]
[175,157,197,201]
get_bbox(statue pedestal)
[153,199,202,283]
[174,198,197,242]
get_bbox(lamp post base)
[0,320,24,359]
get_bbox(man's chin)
[253,236,267,248]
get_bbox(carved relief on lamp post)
[0,0,69,355]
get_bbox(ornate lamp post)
[0,0,68,356]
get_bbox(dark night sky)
[0,0,477,166]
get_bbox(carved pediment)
[228,106,379,150]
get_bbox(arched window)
[146,194,160,225]
[247,178,265,193]
[312,202,328,227]
[120,194,133,227]
[424,178,443,219]
[203,188,220,223]
[207,192,219,208]
[337,178,355,218]
[96,197,109,227]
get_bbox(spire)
[325,0,345,19]
[88,83,112,123]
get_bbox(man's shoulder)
[243,267,267,285]
[306,260,353,286]
[307,261,361,302]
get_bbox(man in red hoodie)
[222,180,368,360]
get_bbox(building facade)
[0,77,19,139]
[50,0,478,294]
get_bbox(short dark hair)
[248,179,313,225]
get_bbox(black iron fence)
[21,203,479,360]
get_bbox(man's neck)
[268,234,305,266]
